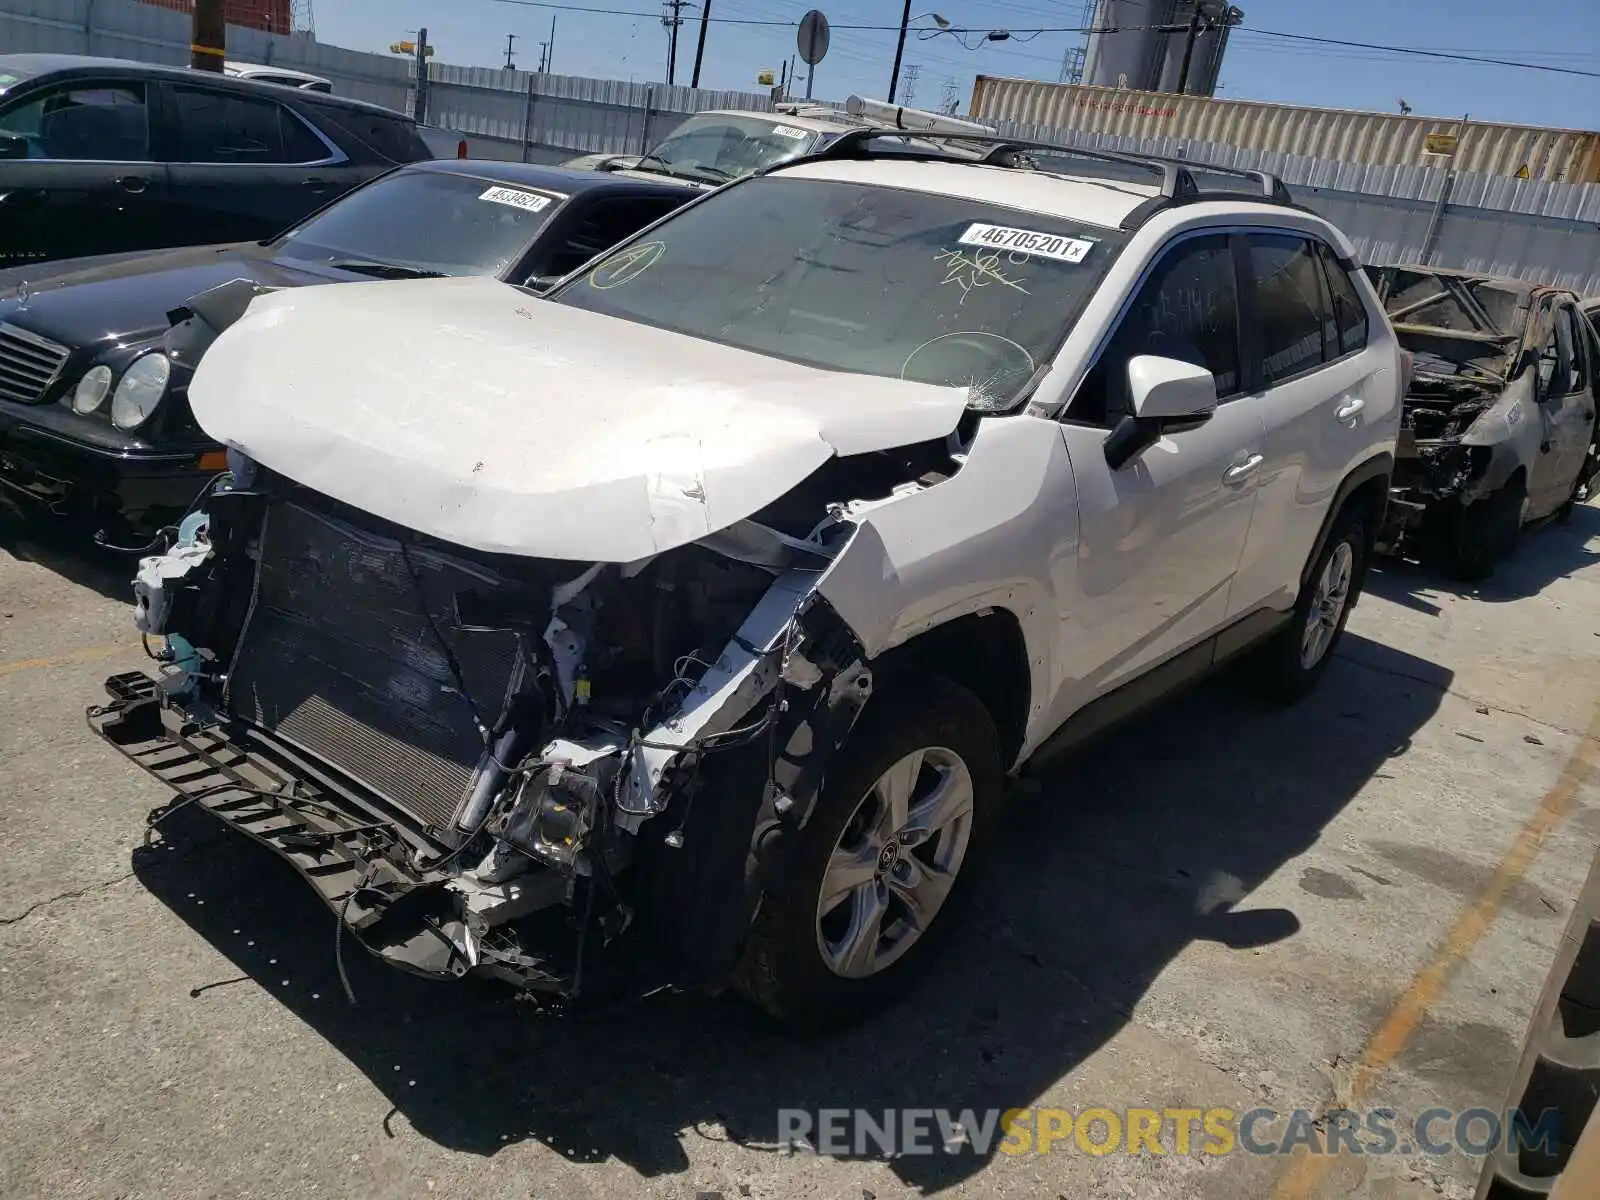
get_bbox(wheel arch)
[1307,451,1393,597]
[870,607,1032,772]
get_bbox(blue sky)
[315,0,1600,128]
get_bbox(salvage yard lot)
[2,505,1599,1200]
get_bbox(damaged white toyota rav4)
[93,119,1402,1031]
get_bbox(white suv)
[95,125,1402,1032]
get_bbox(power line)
[1241,27,1600,80]
[480,0,1600,80]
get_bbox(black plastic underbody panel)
[88,675,431,937]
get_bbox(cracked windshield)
[636,113,819,182]
[554,176,1127,409]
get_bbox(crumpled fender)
[1458,375,1541,501]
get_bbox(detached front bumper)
[0,407,218,535]
[89,672,584,995]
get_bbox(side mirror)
[1104,355,1218,470]
[0,133,29,160]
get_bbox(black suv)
[0,53,431,269]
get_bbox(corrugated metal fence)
[993,120,1600,298]
[425,63,794,163]
[4,0,1600,294]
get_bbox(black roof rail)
[783,126,1294,231]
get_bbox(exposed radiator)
[227,500,524,832]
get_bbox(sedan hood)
[0,243,355,352]
[188,275,970,562]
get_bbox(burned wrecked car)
[1369,265,1600,578]
[91,126,1403,1030]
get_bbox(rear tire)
[1249,509,1365,705]
[739,671,1003,1033]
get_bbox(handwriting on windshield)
[589,241,665,290]
[933,248,1030,305]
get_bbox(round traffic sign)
[797,10,830,66]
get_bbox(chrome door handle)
[1335,397,1366,422]
[1223,453,1264,485]
[116,175,147,194]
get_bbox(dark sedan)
[0,160,694,541]
[0,53,434,270]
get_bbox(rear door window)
[167,86,327,163]
[0,81,150,161]
[1246,233,1329,385]
[307,106,426,163]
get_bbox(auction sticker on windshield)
[771,124,808,140]
[958,224,1095,264]
[480,186,553,213]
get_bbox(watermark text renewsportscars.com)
[776,1106,1560,1158]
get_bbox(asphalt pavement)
[2,502,1598,1200]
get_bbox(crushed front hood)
[187,275,969,561]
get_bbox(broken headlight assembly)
[110,352,171,431]
[1418,441,1492,496]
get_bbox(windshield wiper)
[631,154,731,184]
[327,259,448,280]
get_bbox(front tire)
[739,671,1003,1033]
[1434,476,1524,580]
[1250,509,1365,705]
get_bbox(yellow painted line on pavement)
[0,642,134,677]
[1273,700,1600,1199]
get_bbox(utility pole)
[690,0,711,89]
[503,33,517,70]
[537,41,548,71]
[547,15,557,73]
[190,0,226,71]
[887,0,913,103]
[662,0,690,87]
[414,27,430,125]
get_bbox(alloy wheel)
[1301,540,1354,669]
[814,746,975,980]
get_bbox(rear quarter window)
[307,105,429,163]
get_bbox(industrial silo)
[1081,0,1174,92]
[1082,0,1238,97]
[1153,2,1240,95]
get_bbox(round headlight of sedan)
[70,365,114,414]
[109,353,171,431]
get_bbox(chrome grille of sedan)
[0,322,72,404]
